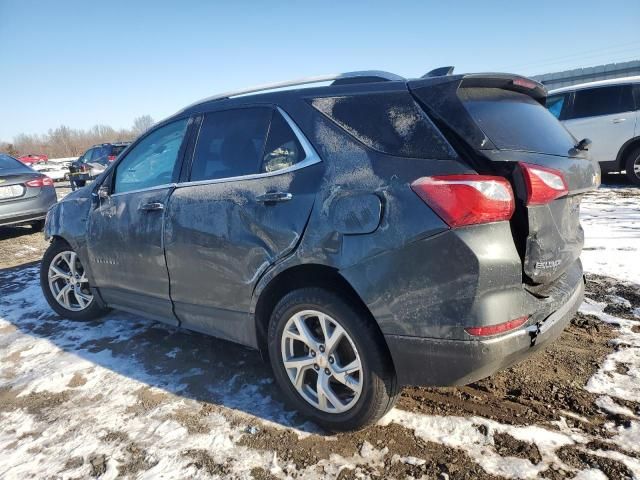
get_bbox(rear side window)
[261,111,305,173]
[569,85,635,119]
[0,154,29,171]
[459,88,576,156]
[190,108,271,182]
[310,93,456,159]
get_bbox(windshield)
[0,154,31,171]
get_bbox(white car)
[31,162,67,181]
[547,76,640,185]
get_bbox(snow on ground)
[581,186,640,285]
[0,185,639,479]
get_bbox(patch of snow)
[596,396,638,419]
[580,187,640,284]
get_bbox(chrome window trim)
[110,183,177,198]
[174,106,321,190]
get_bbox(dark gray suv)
[40,70,600,430]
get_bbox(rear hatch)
[408,74,600,285]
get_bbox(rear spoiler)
[409,73,547,103]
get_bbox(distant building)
[532,60,640,89]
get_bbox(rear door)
[164,106,319,346]
[409,75,600,285]
[562,85,636,165]
[86,118,190,323]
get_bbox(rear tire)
[268,287,399,431]
[40,239,110,321]
[624,146,640,186]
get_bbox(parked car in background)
[41,70,599,430]
[0,154,57,230]
[32,162,68,182]
[69,143,130,190]
[18,154,49,165]
[547,76,640,185]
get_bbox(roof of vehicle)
[549,75,640,94]
[90,142,131,148]
[175,69,546,119]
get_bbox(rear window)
[110,145,128,157]
[0,154,29,171]
[310,93,456,159]
[459,88,576,156]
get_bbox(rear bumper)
[385,276,584,386]
[0,187,57,227]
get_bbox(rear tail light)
[520,163,568,205]
[465,316,528,337]
[108,155,116,161]
[411,175,515,228]
[25,176,54,187]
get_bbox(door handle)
[139,202,165,212]
[612,118,627,123]
[255,192,293,203]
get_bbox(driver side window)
[113,119,189,194]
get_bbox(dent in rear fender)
[340,222,526,340]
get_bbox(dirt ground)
[0,179,639,479]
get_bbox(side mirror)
[575,138,592,151]
[98,185,110,199]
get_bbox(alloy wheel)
[47,251,93,311]
[281,309,362,413]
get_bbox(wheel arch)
[616,136,640,168]
[253,263,393,367]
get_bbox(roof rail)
[181,70,405,111]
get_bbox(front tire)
[624,146,640,186]
[40,239,109,321]
[268,287,399,431]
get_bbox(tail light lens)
[520,163,568,205]
[25,176,54,187]
[465,316,528,337]
[411,175,515,228]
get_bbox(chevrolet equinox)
[40,70,600,430]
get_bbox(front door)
[562,85,637,165]
[164,107,319,345]
[87,118,190,323]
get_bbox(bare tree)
[131,115,155,136]
[1,114,155,159]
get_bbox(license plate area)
[0,184,25,200]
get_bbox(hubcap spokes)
[48,251,93,312]
[633,158,640,176]
[281,310,362,414]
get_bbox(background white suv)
[547,77,640,185]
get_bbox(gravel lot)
[0,180,639,479]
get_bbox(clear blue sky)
[1,0,639,141]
